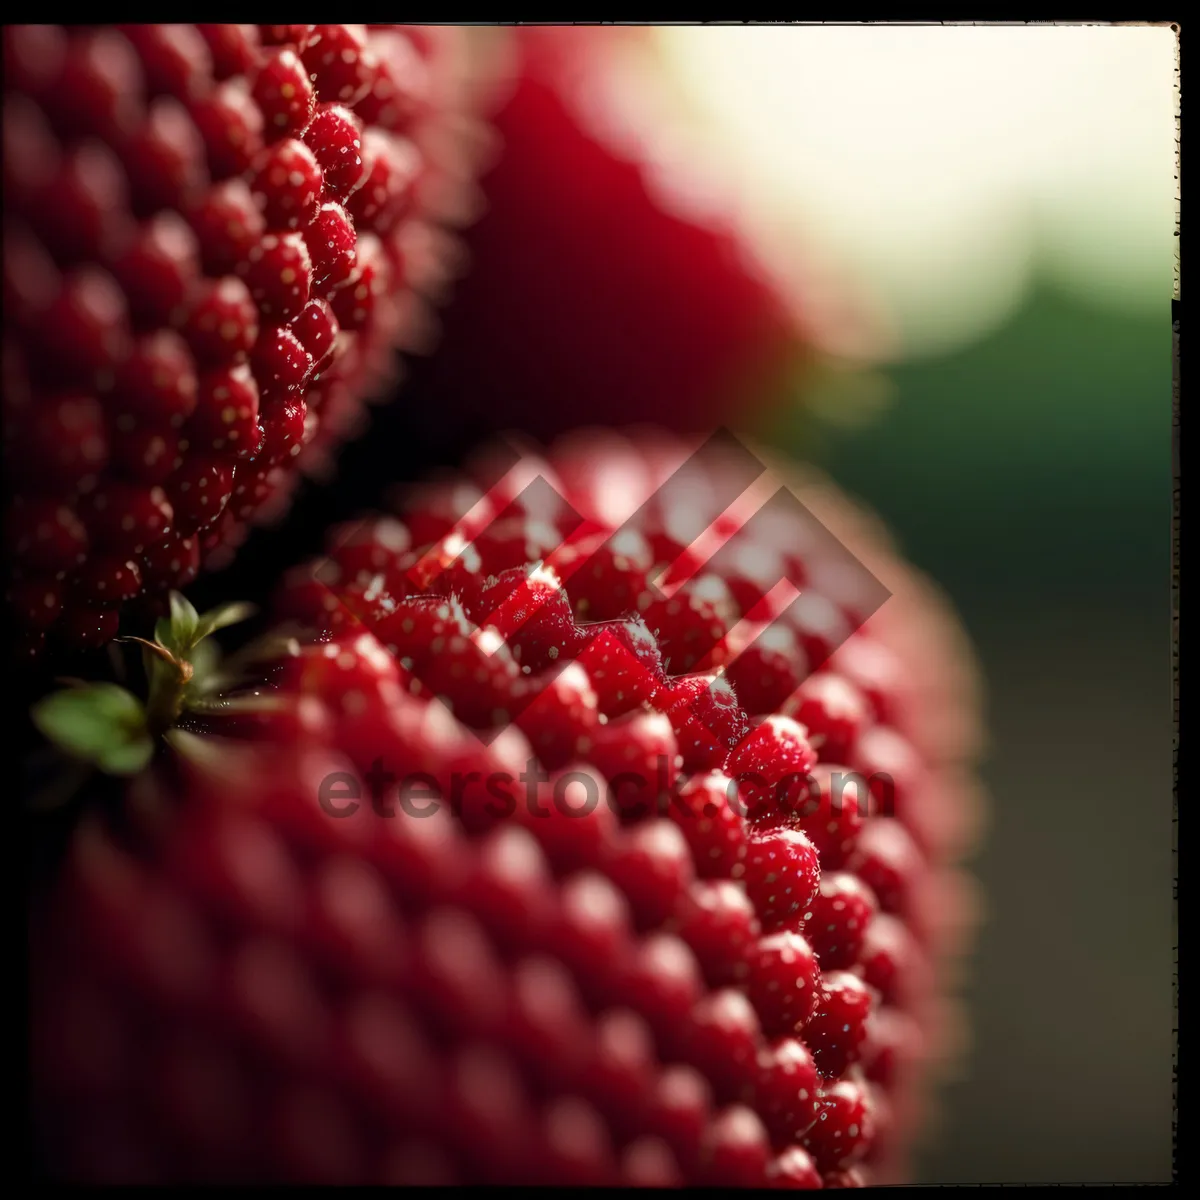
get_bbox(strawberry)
[418,26,883,443]
[3,24,496,655]
[29,431,981,1185]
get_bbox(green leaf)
[98,737,157,775]
[31,684,154,776]
[182,637,223,701]
[140,638,181,714]
[163,728,250,780]
[166,591,201,653]
[193,601,257,644]
[153,614,174,651]
[185,690,288,716]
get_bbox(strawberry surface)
[30,430,982,1185]
[4,24,494,656]
[420,26,881,443]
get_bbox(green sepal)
[183,691,289,717]
[31,684,154,777]
[156,593,256,660]
[193,601,257,645]
[32,592,261,777]
[158,591,201,656]
[182,637,223,703]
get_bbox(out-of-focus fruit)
[3,23,499,653]
[30,429,981,1184]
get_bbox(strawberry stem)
[128,636,194,738]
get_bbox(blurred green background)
[766,280,1174,1183]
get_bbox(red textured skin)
[3,24,493,653]
[29,431,982,1186]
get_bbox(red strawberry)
[419,27,883,442]
[4,24,497,653]
[746,929,822,1036]
[30,431,981,1185]
[802,1074,876,1174]
[806,872,878,971]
